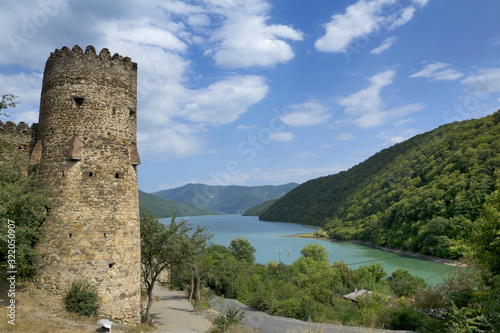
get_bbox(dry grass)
[0,268,153,333]
[0,280,96,332]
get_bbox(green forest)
[260,111,500,259]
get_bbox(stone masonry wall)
[32,45,141,324]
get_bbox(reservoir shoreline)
[286,231,460,266]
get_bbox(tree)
[387,268,426,297]
[299,244,329,262]
[229,237,256,264]
[474,190,500,276]
[0,94,20,117]
[0,143,49,278]
[140,212,209,322]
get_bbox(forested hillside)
[260,111,500,259]
[242,198,279,216]
[153,183,298,214]
[139,190,223,218]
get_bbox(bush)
[65,281,101,316]
[209,304,245,333]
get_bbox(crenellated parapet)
[48,45,137,70]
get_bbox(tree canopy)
[260,110,500,259]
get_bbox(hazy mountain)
[139,190,223,218]
[152,183,299,214]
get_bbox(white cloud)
[0,72,43,124]
[315,0,421,53]
[370,36,397,54]
[280,100,331,127]
[376,128,419,145]
[388,6,415,30]
[179,75,268,125]
[210,14,303,68]
[339,70,395,116]
[412,0,431,7]
[410,62,463,81]
[268,131,295,142]
[138,123,207,159]
[460,68,500,94]
[337,133,356,141]
[338,70,424,127]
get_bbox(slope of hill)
[242,198,279,216]
[153,183,298,214]
[139,190,223,218]
[260,111,500,259]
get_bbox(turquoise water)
[160,214,453,284]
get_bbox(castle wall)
[0,121,37,160]
[33,45,141,324]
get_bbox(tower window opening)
[69,233,72,238]
[128,107,136,117]
[115,172,120,179]
[104,233,107,238]
[109,263,115,269]
[112,107,116,115]
[87,171,93,177]
[62,171,65,177]
[73,97,84,106]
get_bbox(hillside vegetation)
[260,111,500,259]
[153,183,298,214]
[242,198,279,216]
[139,190,223,218]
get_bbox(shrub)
[65,281,101,316]
[209,304,245,333]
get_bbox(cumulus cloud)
[0,72,43,124]
[315,0,423,53]
[338,70,425,127]
[209,14,303,68]
[410,62,463,81]
[370,36,397,54]
[179,75,268,125]
[280,100,331,127]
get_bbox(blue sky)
[1,0,499,192]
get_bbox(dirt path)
[149,287,212,333]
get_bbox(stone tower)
[31,45,141,324]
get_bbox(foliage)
[0,141,49,278]
[140,211,210,321]
[0,94,20,117]
[65,281,100,317]
[387,268,426,297]
[299,243,329,262]
[229,237,256,264]
[242,198,279,216]
[260,110,500,259]
[208,304,245,333]
[474,190,500,276]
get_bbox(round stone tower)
[32,45,141,324]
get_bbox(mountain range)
[140,183,298,217]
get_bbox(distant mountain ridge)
[152,183,299,214]
[260,111,500,259]
[139,190,223,218]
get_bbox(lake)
[160,214,453,284]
